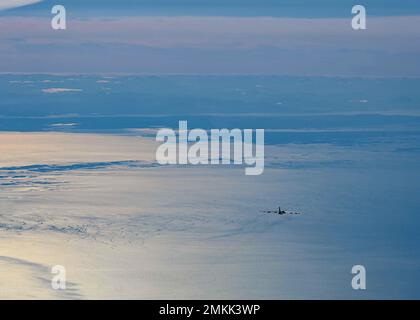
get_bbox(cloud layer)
[0,15,419,75]
[0,0,42,11]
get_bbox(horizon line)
[2,72,420,79]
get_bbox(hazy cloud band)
[0,15,419,75]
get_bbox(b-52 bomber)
[261,207,302,216]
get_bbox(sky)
[0,0,419,75]
[3,0,420,17]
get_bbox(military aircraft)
[261,207,301,215]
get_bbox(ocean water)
[0,75,419,299]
